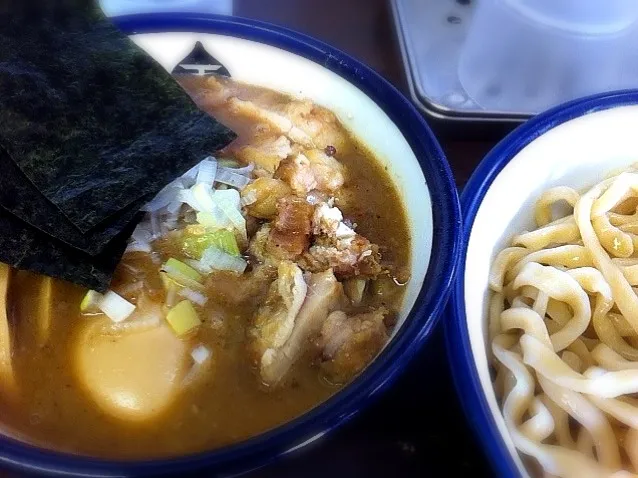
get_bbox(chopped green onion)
[159,269,205,293]
[162,258,203,283]
[217,158,240,168]
[191,183,216,212]
[166,300,201,336]
[344,278,368,306]
[196,210,232,230]
[80,290,103,314]
[98,291,136,323]
[213,189,247,241]
[179,288,208,306]
[191,344,211,364]
[199,246,247,274]
[182,229,240,259]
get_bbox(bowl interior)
[0,30,435,453]
[131,32,433,337]
[464,103,638,476]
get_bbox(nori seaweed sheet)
[0,209,134,292]
[0,146,144,255]
[0,3,236,232]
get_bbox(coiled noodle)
[489,168,638,477]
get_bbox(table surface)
[231,0,496,477]
[5,1,501,476]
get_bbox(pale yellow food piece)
[75,318,189,422]
[0,264,17,399]
[36,276,53,347]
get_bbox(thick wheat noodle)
[533,291,550,318]
[546,300,572,326]
[489,169,638,477]
[490,247,529,292]
[538,375,621,469]
[534,187,580,227]
[522,335,638,398]
[505,245,593,284]
[612,261,638,286]
[488,292,505,347]
[605,311,638,336]
[518,397,555,443]
[493,338,613,477]
[500,307,552,347]
[513,263,591,351]
[610,211,638,226]
[513,219,580,252]
[575,174,638,334]
[592,344,638,371]
[576,427,595,459]
[567,268,638,360]
[625,428,638,473]
[561,350,582,372]
[592,214,635,258]
[539,394,575,449]
[594,312,638,361]
[566,338,595,371]
[619,220,638,230]
[505,283,539,305]
[583,368,638,428]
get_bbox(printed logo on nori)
[172,42,231,77]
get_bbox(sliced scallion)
[80,290,104,314]
[166,300,201,336]
[98,291,136,323]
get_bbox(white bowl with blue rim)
[0,13,461,477]
[446,90,638,477]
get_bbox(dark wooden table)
[231,0,498,477]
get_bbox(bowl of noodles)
[447,90,638,478]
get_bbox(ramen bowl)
[446,90,638,477]
[0,13,460,477]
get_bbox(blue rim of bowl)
[445,89,638,477]
[0,13,461,477]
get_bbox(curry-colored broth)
[0,77,411,459]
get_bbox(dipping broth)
[0,75,411,458]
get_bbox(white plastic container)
[99,0,233,17]
[458,0,638,114]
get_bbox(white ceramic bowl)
[447,90,638,477]
[0,13,461,477]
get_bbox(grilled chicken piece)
[275,151,344,195]
[248,262,308,375]
[302,236,382,278]
[247,195,314,263]
[302,202,383,278]
[319,308,389,385]
[275,154,317,194]
[242,178,292,220]
[205,266,276,308]
[233,135,292,175]
[228,97,315,147]
[248,224,272,263]
[267,196,314,260]
[252,268,345,386]
[179,74,231,109]
[227,97,348,152]
[278,99,349,152]
[305,149,345,192]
